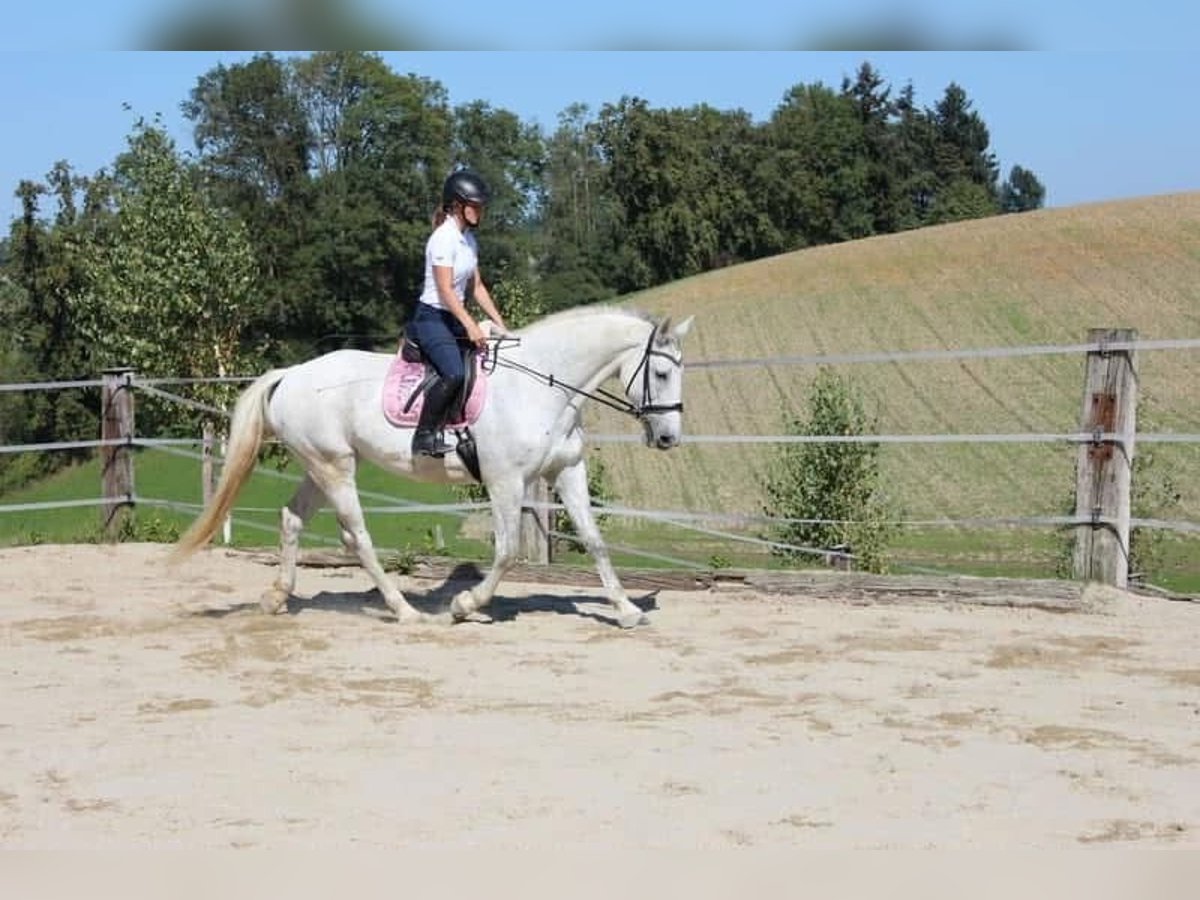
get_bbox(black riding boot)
[411,376,460,457]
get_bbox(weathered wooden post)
[1072,328,1138,587]
[519,478,552,564]
[201,423,233,545]
[201,422,215,510]
[100,367,135,539]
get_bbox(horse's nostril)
[657,434,677,449]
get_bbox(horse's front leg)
[553,460,648,628]
[451,475,523,621]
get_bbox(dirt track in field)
[1,543,1197,848]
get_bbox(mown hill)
[590,193,1200,528]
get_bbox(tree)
[183,52,312,350]
[761,369,893,572]
[758,82,873,249]
[70,120,267,434]
[537,103,623,309]
[595,97,769,289]
[451,99,545,284]
[0,167,108,488]
[929,82,999,211]
[1000,165,1046,212]
[842,61,903,235]
[296,52,451,350]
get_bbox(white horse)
[172,306,693,628]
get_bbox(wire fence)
[2,334,1198,579]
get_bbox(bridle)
[621,327,685,418]
[485,326,684,420]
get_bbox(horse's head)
[620,315,693,451]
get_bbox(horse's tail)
[170,368,289,564]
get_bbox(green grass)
[0,448,491,559]
[4,448,1197,595]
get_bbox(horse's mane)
[516,305,653,336]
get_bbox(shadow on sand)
[188,562,658,629]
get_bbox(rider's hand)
[465,320,488,349]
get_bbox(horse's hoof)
[450,590,475,621]
[617,610,650,629]
[260,588,288,615]
[454,611,494,625]
[385,600,424,624]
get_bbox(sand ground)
[1,543,1197,849]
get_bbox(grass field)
[0,448,490,561]
[2,193,1198,593]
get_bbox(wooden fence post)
[201,423,233,545]
[100,367,135,539]
[201,422,215,510]
[1072,328,1137,587]
[520,479,552,564]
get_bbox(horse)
[171,306,693,628]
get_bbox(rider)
[406,167,509,457]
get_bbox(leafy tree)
[758,82,874,249]
[537,103,621,309]
[761,369,893,572]
[70,120,268,435]
[1000,165,1046,212]
[0,166,108,488]
[183,52,313,352]
[595,97,769,289]
[929,177,998,224]
[324,53,451,340]
[451,100,545,285]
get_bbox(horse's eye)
[654,370,669,381]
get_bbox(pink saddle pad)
[382,352,487,429]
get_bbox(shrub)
[761,368,893,573]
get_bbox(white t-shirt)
[418,218,478,309]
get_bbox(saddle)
[382,335,487,430]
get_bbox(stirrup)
[412,429,453,458]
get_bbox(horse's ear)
[654,317,673,345]
[671,315,694,341]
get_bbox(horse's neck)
[515,312,647,394]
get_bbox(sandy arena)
[1,542,1197,849]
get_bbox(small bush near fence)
[761,368,894,573]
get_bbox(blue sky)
[3,51,1199,222]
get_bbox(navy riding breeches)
[407,303,467,385]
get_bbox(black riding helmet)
[442,170,490,209]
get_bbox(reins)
[478,328,683,420]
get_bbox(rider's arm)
[470,269,508,333]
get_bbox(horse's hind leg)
[316,460,424,624]
[554,460,647,628]
[262,474,324,614]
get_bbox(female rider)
[406,168,508,457]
